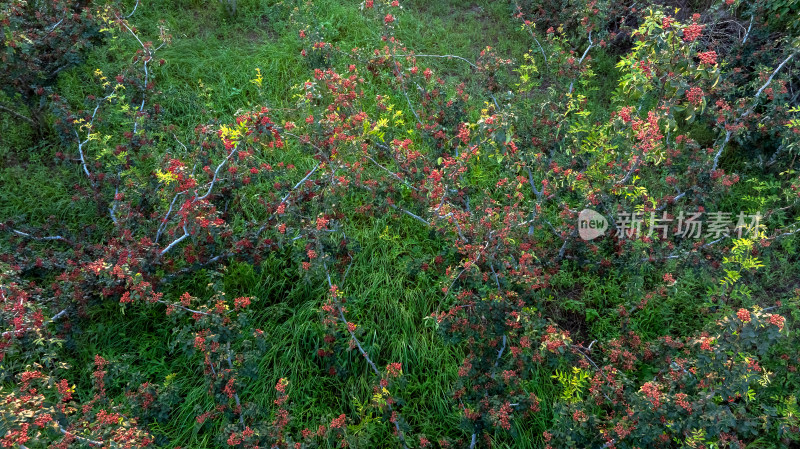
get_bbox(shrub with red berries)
[2,0,800,448]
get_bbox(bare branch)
[657,189,688,211]
[494,334,507,369]
[124,0,140,18]
[109,185,120,225]
[388,47,424,128]
[59,427,105,447]
[742,15,753,44]
[393,53,478,70]
[48,18,65,32]
[568,31,593,95]
[389,203,430,226]
[196,146,238,202]
[513,1,547,64]
[73,94,112,187]
[323,268,409,449]
[712,51,798,171]
[572,343,613,402]
[489,263,501,290]
[254,163,321,238]
[8,229,74,246]
[154,299,209,315]
[0,103,35,125]
[442,240,491,302]
[1,308,68,339]
[754,52,796,100]
[618,158,640,185]
[159,225,189,257]
[225,342,246,426]
[578,31,594,64]
[155,192,183,243]
[525,166,543,199]
[365,155,418,191]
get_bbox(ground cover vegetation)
[2,0,800,447]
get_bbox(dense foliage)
[2,0,800,447]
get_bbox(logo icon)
[578,208,608,240]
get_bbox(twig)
[323,268,409,449]
[742,15,753,44]
[643,229,763,262]
[125,0,140,18]
[656,189,688,211]
[59,427,105,447]
[159,225,189,257]
[154,299,209,316]
[0,103,34,125]
[8,229,74,246]
[513,1,547,65]
[557,237,569,261]
[48,18,64,32]
[173,133,189,153]
[196,145,239,202]
[494,335,507,369]
[525,167,543,199]
[712,51,798,172]
[571,343,613,402]
[618,159,640,185]
[394,53,478,70]
[109,184,120,225]
[389,203,430,226]
[489,263,501,290]
[73,95,112,187]
[1,308,68,339]
[117,17,166,135]
[754,52,797,100]
[255,163,321,237]
[578,31,594,64]
[159,252,233,283]
[225,342,246,426]
[155,192,184,243]
[442,241,491,302]
[365,155,418,191]
[388,46,424,128]
[568,31,593,95]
